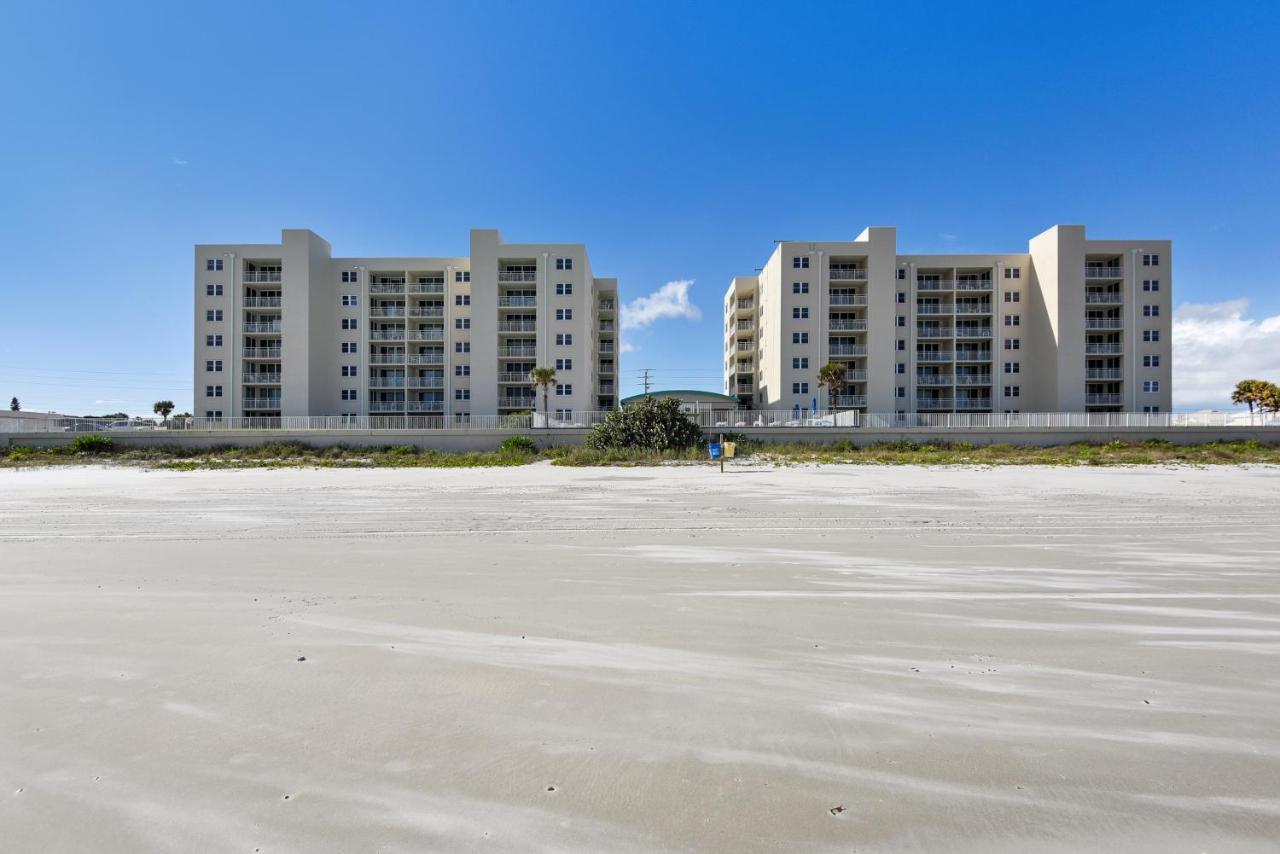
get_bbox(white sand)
[2,462,1279,853]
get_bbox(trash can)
[723,441,736,459]
[708,442,722,460]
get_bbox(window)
[1143,254,1160,266]
[554,408,572,419]
[555,358,573,370]
[792,332,809,344]
[1144,329,1160,342]
[555,383,573,395]
[897,292,906,304]
[206,259,223,271]
[341,271,359,283]
[1138,354,1158,368]
[1004,291,1020,303]
[896,362,905,375]
[792,357,809,369]
[1004,267,1021,279]
[1004,385,1021,398]
[341,365,357,377]
[455,341,471,353]
[341,342,357,353]
[455,271,471,283]
[556,283,573,295]
[206,284,223,296]
[205,334,223,347]
[896,316,905,327]
[205,359,223,372]
[1143,304,1159,317]
[792,382,809,394]
[792,307,808,319]
[555,258,574,270]
[1004,314,1020,326]
[340,295,357,307]
[455,318,470,329]
[204,410,222,418]
[341,389,357,401]
[792,282,809,294]
[556,333,573,345]
[1004,338,1020,350]
[1003,361,1020,374]
[455,388,470,400]
[896,386,905,398]
[1144,380,1160,393]
[1143,405,1161,413]
[792,257,810,269]
[896,269,906,281]
[455,294,470,305]
[1143,280,1160,292]
[896,340,905,351]
[556,308,573,320]
[341,318,357,330]
[205,385,223,398]
[206,309,223,322]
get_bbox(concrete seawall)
[6,425,1278,452]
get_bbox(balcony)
[916,351,952,362]
[955,327,993,338]
[369,401,406,412]
[409,307,444,318]
[498,270,537,283]
[600,383,615,394]
[1085,318,1124,330]
[1086,343,1124,355]
[408,329,445,341]
[1087,394,1123,406]
[955,374,992,385]
[829,269,868,281]
[243,296,281,308]
[243,322,282,334]
[599,362,616,374]
[843,369,867,382]
[499,397,537,409]
[955,350,992,361]
[496,372,530,384]
[736,340,755,352]
[736,362,754,374]
[955,279,993,291]
[242,373,281,385]
[955,304,992,315]
[408,281,444,295]
[828,319,867,332]
[499,295,538,308]
[599,343,616,354]
[498,321,538,333]
[243,347,282,359]
[408,353,445,365]
[916,304,949,315]
[499,346,537,358]
[829,294,867,306]
[916,375,952,386]
[736,321,754,332]
[955,398,993,410]
[917,327,953,339]
[369,282,406,295]
[368,354,405,364]
[370,330,406,341]
[369,307,405,318]
[917,397,954,409]
[243,271,281,283]
[1086,293,1123,304]
[917,279,954,291]
[407,377,444,389]
[829,344,867,356]
[600,321,616,332]
[735,299,755,311]
[1085,266,1123,279]
[833,394,867,407]
[599,299,616,312]
[368,377,405,388]
[1087,369,1124,380]
[736,384,754,395]
[407,401,445,413]
[243,398,282,409]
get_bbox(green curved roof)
[620,389,740,405]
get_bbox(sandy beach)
[2,462,1278,853]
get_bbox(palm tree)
[817,362,847,410]
[8,396,18,412]
[153,400,175,426]
[1259,383,1280,423]
[530,366,556,429]
[1231,379,1269,421]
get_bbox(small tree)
[8,397,18,411]
[153,400,175,425]
[817,362,847,410]
[1260,383,1280,420]
[530,367,556,429]
[1231,379,1268,420]
[587,397,703,452]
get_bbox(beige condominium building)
[195,229,618,420]
[725,224,1172,414]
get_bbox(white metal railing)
[916,305,948,315]
[1086,319,1124,330]
[829,294,867,306]
[243,347,282,358]
[408,377,444,389]
[368,354,405,364]
[601,322,616,332]
[408,330,444,341]
[369,402,406,412]
[1085,266,1123,278]
[407,401,444,412]
[917,398,955,409]
[243,271,281,283]
[370,330,406,341]
[242,373,281,384]
[955,327,993,338]
[917,280,955,291]
[736,321,754,331]
[498,271,537,282]
[409,307,444,318]
[829,320,867,331]
[244,322,282,334]
[955,399,994,410]
[599,344,616,353]
[1087,369,1124,380]
[370,283,405,294]
[408,283,444,294]
[843,370,867,382]
[1086,293,1123,304]
[371,278,406,286]
[408,353,444,364]
[917,327,953,338]
[499,347,537,358]
[829,345,867,356]
[499,397,537,409]
[498,372,531,383]
[955,305,992,315]
[242,398,281,409]
[955,351,992,361]
[955,374,993,385]
[829,269,868,281]
[917,352,952,362]
[369,378,406,388]
[1086,344,1124,355]
[243,297,281,308]
[499,322,538,332]
[916,375,952,386]
[599,300,616,311]
[499,296,538,307]
[737,341,754,351]
[832,395,867,407]
[1086,394,1124,406]
[369,307,405,318]
[736,300,755,310]
[956,280,993,291]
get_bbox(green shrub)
[386,444,418,456]
[499,436,538,455]
[586,397,704,452]
[69,434,113,455]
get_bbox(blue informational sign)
[708,443,722,460]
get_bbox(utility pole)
[641,368,653,395]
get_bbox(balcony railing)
[736,321,754,331]
[917,397,954,409]
[498,321,538,333]
[407,377,444,389]
[242,373,281,384]
[369,402,405,412]
[829,344,867,356]
[828,319,867,332]
[409,307,444,318]
[955,280,993,291]
[1087,369,1124,380]
[498,372,532,383]
[955,305,992,315]
[916,352,952,362]
[916,375,952,386]
[917,280,954,291]
[498,271,537,282]
[955,327,993,338]
[1086,293,1123,304]
[408,353,444,365]
[1086,343,1124,355]
[408,329,444,341]
[243,398,282,409]
[832,395,867,407]
[408,282,444,295]
[368,377,405,388]
[829,294,867,306]
[498,295,538,308]
[955,350,992,361]
[955,398,993,410]
[499,347,537,358]
[1086,318,1124,330]
[829,269,868,281]
[370,330,406,341]
[368,354,405,364]
[243,297,281,308]
[599,300,616,311]
[599,363,616,374]
[916,305,949,315]
[369,283,406,295]
[955,374,993,385]
[735,299,755,311]
[843,369,867,382]
[917,327,953,338]
[244,322,282,334]
[601,322,616,332]
[1087,394,1123,405]
[407,401,445,413]
[1085,266,1123,278]
[737,341,755,351]
[369,307,405,318]
[243,347,282,359]
[599,343,615,353]
[735,363,754,374]
[243,271,281,283]
[499,397,537,408]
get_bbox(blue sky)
[2,0,1278,414]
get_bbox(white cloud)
[171,157,189,166]
[619,340,636,354]
[1173,298,1280,409]
[938,232,958,242]
[622,279,701,330]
